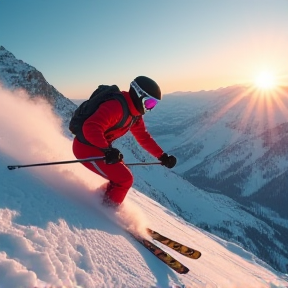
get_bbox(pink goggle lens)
[143,97,158,110]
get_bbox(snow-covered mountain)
[144,87,288,273]
[1,87,287,287]
[0,46,76,133]
[1,47,288,274]
[117,133,288,274]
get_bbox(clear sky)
[1,0,288,99]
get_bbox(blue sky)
[1,0,288,98]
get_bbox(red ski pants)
[72,138,133,204]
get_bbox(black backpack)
[69,85,133,146]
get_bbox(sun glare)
[254,71,276,90]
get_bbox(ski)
[130,232,189,274]
[146,228,201,260]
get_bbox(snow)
[146,87,288,190]
[1,87,288,287]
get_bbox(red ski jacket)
[82,91,164,159]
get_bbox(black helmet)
[133,76,162,100]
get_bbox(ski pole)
[126,162,161,166]
[7,158,162,170]
[7,157,106,170]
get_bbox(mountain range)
[0,45,287,274]
[146,85,288,217]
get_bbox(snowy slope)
[1,78,288,288]
[1,152,287,288]
[143,88,288,272]
[0,45,76,134]
[147,86,288,176]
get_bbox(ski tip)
[179,267,190,274]
[194,251,202,259]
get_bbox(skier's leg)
[72,138,133,205]
[80,159,133,205]
[72,138,106,176]
[100,163,133,205]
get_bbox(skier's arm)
[82,100,122,149]
[130,117,164,158]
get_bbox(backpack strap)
[105,94,131,134]
[76,93,133,148]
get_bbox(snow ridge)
[0,45,76,134]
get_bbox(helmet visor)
[131,80,158,112]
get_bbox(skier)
[72,76,176,207]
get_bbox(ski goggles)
[130,80,158,112]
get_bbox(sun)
[254,71,276,90]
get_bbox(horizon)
[1,0,288,99]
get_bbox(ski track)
[130,194,288,288]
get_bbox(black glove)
[158,153,177,168]
[104,148,123,164]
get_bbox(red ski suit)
[72,91,163,204]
